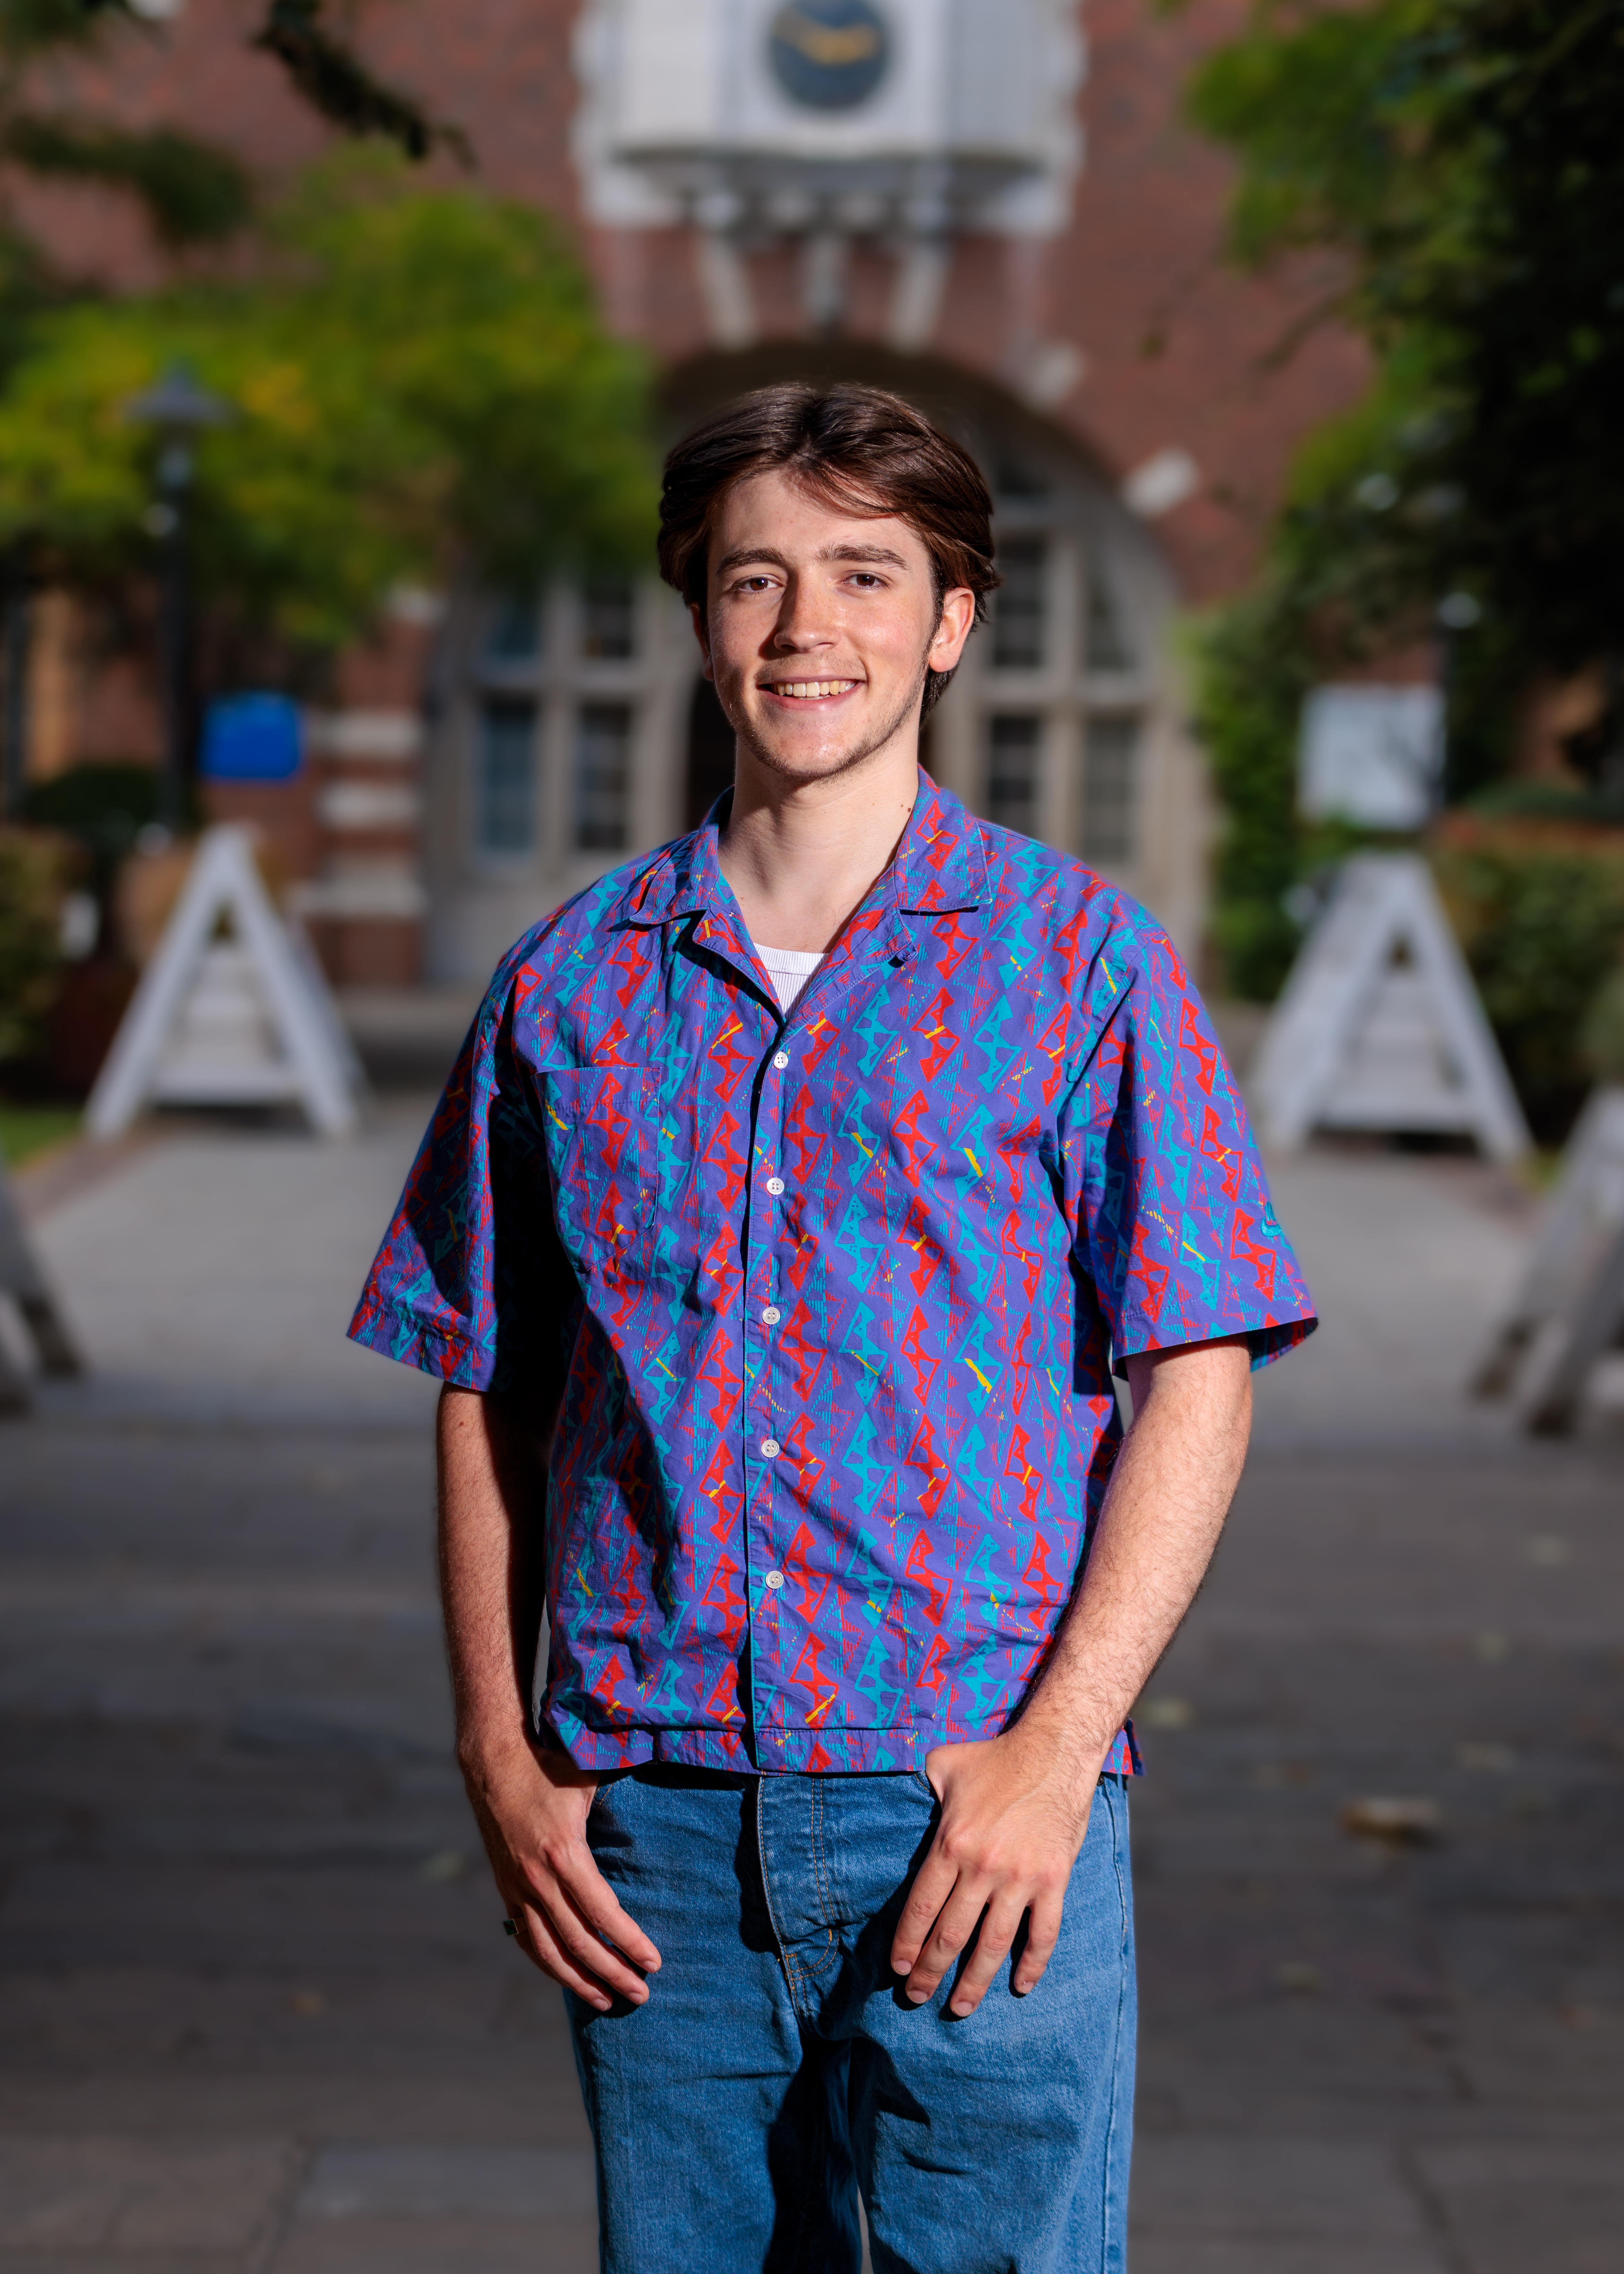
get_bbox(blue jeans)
[566,1766,1135,2273]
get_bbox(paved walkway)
[0,1107,1619,2271]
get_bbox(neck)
[718,741,920,953]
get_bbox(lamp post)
[1436,589,1482,812]
[127,364,231,833]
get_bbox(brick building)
[25,0,1367,984]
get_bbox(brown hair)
[658,382,998,719]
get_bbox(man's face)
[694,468,975,791]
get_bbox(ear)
[689,601,715,682]
[928,586,977,675]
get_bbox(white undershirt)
[751,939,825,1016]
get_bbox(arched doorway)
[425,350,1206,981]
[658,347,1204,949]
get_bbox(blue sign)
[770,2,890,112]
[200,693,303,782]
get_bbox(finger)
[498,1860,653,2008]
[539,1886,657,2005]
[559,1858,663,1975]
[511,1901,622,2011]
[890,1842,961,1975]
[516,1850,660,1995]
[902,1883,992,2004]
[946,1896,1028,2017]
[1011,1891,1065,1996]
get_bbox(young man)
[351,383,1315,2272]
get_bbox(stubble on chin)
[727,661,929,793]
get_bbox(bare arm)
[439,1383,661,2010]
[890,1334,1252,2015]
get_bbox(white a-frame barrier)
[0,1155,83,1417]
[1472,1084,1624,1435]
[1252,854,1529,1165]
[86,827,363,1140]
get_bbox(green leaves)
[1187,1,1624,675]
[0,828,68,1064]
[1185,3,1624,1014]
[1438,835,1624,1135]
[3,117,255,244]
[0,155,658,654]
[1189,2,1433,277]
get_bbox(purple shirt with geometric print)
[350,775,1315,1777]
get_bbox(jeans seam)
[810,1778,838,1959]
[1098,1776,1133,2269]
[754,1774,811,2020]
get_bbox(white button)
[761,1306,781,1325]
[764,1570,785,1590]
[772,1051,789,1070]
[760,1438,781,1458]
[766,1177,786,1195]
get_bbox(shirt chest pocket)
[540,1066,655,1278]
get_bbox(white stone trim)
[290,865,428,922]
[306,710,425,762]
[317,783,423,832]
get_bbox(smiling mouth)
[765,679,860,701]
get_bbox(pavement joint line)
[0,1579,440,1618]
[7,1413,435,1443]
[1397,2139,1477,2274]
[9,1130,166,1225]
[247,2137,312,2274]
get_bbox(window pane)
[987,714,1041,837]
[576,702,632,851]
[582,577,636,660]
[1082,715,1139,865]
[1084,558,1135,673]
[994,458,1050,502]
[992,538,1047,670]
[486,592,541,661]
[478,699,536,855]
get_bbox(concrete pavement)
[0,1105,1620,2271]
[1134,1146,1624,2272]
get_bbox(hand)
[889,1724,1096,2017]
[461,1734,661,2012]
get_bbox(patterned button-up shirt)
[351,776,1315,1776]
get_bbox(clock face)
[769,2,891,113]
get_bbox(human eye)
[847,571,887,590]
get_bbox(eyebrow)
[713,542,914,578]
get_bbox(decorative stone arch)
[422,348,1207,984]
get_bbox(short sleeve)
[347,958,576,1395]
[1058,917,1316,1373]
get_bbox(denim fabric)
[567,1766,1135,2274]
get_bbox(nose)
[768,573,837,654]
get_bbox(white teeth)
[773,680,856,699]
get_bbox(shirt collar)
[613,769,988,929]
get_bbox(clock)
[769,1,891,113]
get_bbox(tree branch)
[250,1,471,167]
[4,113,254,242]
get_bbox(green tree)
[0,826,67,1060]
[1187,0,1624,686]
[0,2,464,315]
[1170,0,1624,992]
[0,153,657,662]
